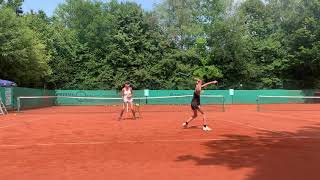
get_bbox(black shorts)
[191,102,200,110]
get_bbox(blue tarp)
[0,79,16,87]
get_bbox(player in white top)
[119,81,136,120]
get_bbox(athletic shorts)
[191,102,200,110]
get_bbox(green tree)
[0,8,50,87]
[155,0,205,49]
[2,0,320,90]
[281,0,320,88]
[0,0,23,9]
[104,1,171,89]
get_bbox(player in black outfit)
[183,78,218,131]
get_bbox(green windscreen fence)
[52,89,316,105]
[0,88,6,107]
[14,87,55,110]
[256,90,319,111]
[11,87,318,111]
[233,90,314,104]
[0,87,13,110]
[54,90,225,106]
[54,90,144,106]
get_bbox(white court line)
[218,119,296,137]
[0,136,320,148]
[219,116,320,136]
[218,119,281,133]
[258,113,320,124]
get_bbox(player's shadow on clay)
[176,125,320,180]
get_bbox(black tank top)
[192,91,200,105]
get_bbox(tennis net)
[257,95,320,111]
[17,95,225,113]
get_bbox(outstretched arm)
[201,81,218,88]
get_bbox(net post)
[222,96,225,112]
[17,97,21,112]
[256,96,260,112]
[144,89,149,105]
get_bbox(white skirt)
[123,97,133,103]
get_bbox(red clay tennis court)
[1,104,320,180]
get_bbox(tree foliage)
[0,7,50,87]
[1,0,320,89]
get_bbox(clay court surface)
[1,105,320,180]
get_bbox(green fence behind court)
[12,87,55,110]
[4,87,318,110]
[0,88,6,107]
[0,87,13,110]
